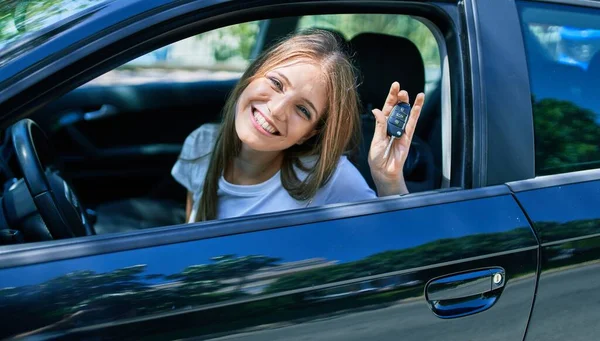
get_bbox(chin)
[235,126,273,152]
[235,118,283,153]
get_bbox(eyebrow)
[273,70,318,118]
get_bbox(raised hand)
[368,81,425,196]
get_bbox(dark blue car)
[0,0,600,340]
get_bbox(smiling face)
[234,61,329,152]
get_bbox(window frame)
[465,0,536,186]
[0,0,469,253]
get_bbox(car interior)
[0,14,447,241]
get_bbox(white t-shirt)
[171,124,376,222]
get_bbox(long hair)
[196,29,361,221]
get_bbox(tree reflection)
[0,228,532,335]
[0,254,283,337]
[266,227,535,293]
[533,97,600,174]
[0,219,600,338]
[7,223,600,338]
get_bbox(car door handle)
[57,104,120,128]
[83,104,119,121]
[425,268,505,319]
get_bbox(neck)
[225,145,284,185]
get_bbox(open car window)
[0,11,449,243]
[297,14,441,94]
[84,20,266,86]
[76,14,443,230]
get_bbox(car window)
[85,20,265,86]
[297,14,441,94]
[518,2,600,175]
[23,12,448,241]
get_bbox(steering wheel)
[403,135,436,193]
[9,119,94,240]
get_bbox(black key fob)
[387,102,411,138]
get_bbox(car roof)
[0,0,174,86]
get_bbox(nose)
[268,95,290,121]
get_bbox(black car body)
[0,0,599,340]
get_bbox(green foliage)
[533,98,600,174]
[202,14,440,69]
[212,22,261,62]
[298,14,440,67]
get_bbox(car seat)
[349,33,436,192]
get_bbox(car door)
[506,2,600,340]
[0,186,538,340]
[0,0,539,340]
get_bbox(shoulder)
[331,156,371,185]
[171,123,220,193]
[179,123,220,160]
[317,155,377,204]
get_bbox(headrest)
[350,33,425,110]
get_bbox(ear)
[297,129,318,145]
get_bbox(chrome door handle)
[425,268,505,319]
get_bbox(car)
[0,0,599,340]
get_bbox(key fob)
[387,102,411,137]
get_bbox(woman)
[172,29,425,222]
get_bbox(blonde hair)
[196,29,361,221]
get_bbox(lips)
[251,107,280,136]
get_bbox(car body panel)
[508,170,600,340]
[0,188,537,340]
[470,0,535,186]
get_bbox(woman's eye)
[269,77,283,90]
[297,106,311,119]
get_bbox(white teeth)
[253,111,278,134]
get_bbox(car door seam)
[509,191,541,341]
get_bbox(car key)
[383,102,411,159]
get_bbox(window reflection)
[519,2,600,175]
